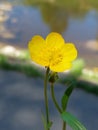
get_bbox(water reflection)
[40,3,68,33]
[23,0,91,17]
[0,0,98,66]
[23,0,89,33]
[0,3,15,40]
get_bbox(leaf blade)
[61,85,74,110]
[61,112,87,130]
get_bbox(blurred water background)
[0,0,98,130]
[0,0,98,66]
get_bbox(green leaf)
[61,85,74,110]
[61,112,87,130]
[61,93,68,110]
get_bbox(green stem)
[62,121,66,130]
[44,67,50,130]
[50,83,62,113]
[50,83,66,130]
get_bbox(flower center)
[50,52,63,66]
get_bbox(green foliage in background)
[0,54,42,77]
[0,53,98,96]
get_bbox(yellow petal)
[62,43,77,62]
[28,35,44,52]
[28,33,78,71]
[50,61,72,72]
[49,43,77,72]
[46,32,65,50]
[28,35,49,66]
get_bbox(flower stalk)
[50,82,67,130]
[50,83,62,113]
[62,122,66,130]
[44,67,50,130]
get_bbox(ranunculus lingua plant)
[28,32,87,130]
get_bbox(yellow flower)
[28,32,77,72]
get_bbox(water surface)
[0,0,98,66]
